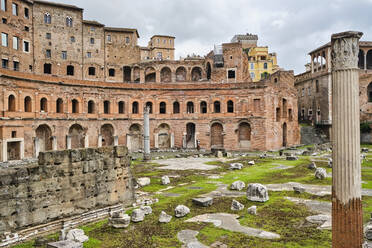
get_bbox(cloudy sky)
[60,0,372,74]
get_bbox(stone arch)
[129,123,142,152]
[56,98,63,113]
[145,101,153,114]
[200,101,207,114]
[227,100,234,113]
[35,124,53,152]
[160,67,172,82]
[176,66,187,82]
[132,101,139,114]
[283,122,287,147]
[24,96,32,112]
[191,67,202,81]
[88,100,95,113]
[40,97,48,112]
[187,101,194,113]
[157,123,171,149]
[358,49,365,69]
[71,99,79,113]
[104,100,110,114]
[367,50,372,70]
[186,123,196,149]
[238,122,251,149]
[145,67,156,83]
[118,101,125,114]
[173,101,180,114]
[213,101,221,113]
[133,67,140,82]
[206,62,211,80]
[159,101,166,114]
[68,124,85,149]
[101,124,114,147]
[123,66,131,82]
[8,94,16,112]
[210,122,224,149]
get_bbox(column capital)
[331,31,363,70]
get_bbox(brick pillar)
[331,31,363,248]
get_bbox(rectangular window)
[46,49,51,58]
[46,33,51,39]
[2,59,8,69]
[2,18,6,24]
[90,26,95,31]
[90,38,94,44]
[61,51,67,60]
[1,0,6,11]
[1,32,8,47]
[157,52,162,60]
[12,3,17,16]
[87,52,91,58]
[125,37,130,44]
[24,26,29,32]
[228,70,236,79]
[107,35,111,42]
[250,63,254,69]
[24,7,29,18]
[70,36,75,42]
[23,41,29,52]
[13,61,19,71]
[12,36,19,50]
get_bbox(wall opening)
[282,122,287,147]
[145,102,153,114]
[101,124,114,147]
[132,101,139,114]
[173,101,180,114]
[72,99,79,113]
[238,122,251,149]
[88,100,95,114]
[69,124,85,149]
[7,141,21,161]
[176,67,186,82]
[24,96,32,112]
[158,123,170,149]
[44,63,51,74]
[160,67,172,82]
[206,62,211,80]
[227,100,234,113]
[123,66,131,82]
[104,100,110,114]
[159,102,166,114]
[358,49,365,69]
[8,94,15,111]
[191,67,202,81]
[129,124,142,152]
[118,101,125,114]
[40,98,48,112]
[36,124,52,152]
[67,65,74,76]
[200,101,207,114]
[56,98,63,113]
[214,101,221,113]
[187,102,194,113]
[145,67,156,83]
[186,123,196,148]
[211,123,224,149]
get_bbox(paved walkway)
[156,157,219,170]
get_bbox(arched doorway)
[176,67,186,82]
[191,67,202,81]
[69,124,85,149]
[158,123,171,149]
[211,123,224,149]
[101,124,114,147]
[283,122,287,147]
[186,123,196,148]
[358,50,365,69]
[123,66,131,82]
[129,124,142,152]
[160,67,172,82]
[36,124,53,152]
[238,122,251,149]
[145,67,156,83]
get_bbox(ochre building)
[0,0,300,162]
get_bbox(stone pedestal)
[331,31,363,248]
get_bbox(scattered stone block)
[35,237,49,247]
[293,186,306,194]
[315,168,327,180]
[216,151,223,158]
[140,206,152,215]
[365,223,372,241]
[108,212,130,229]
[230,181,245,191]
[136,177,151,187]
[246,183,269,202]
[231,200,244,211]
[308,162,317,170]
[226,152,232,158]
[247,205,257,215]
[192,197,213,207]
[362,148,369,153]
[131,209,145,222]
[175,205,190,218]
[66,229,88,243]
[161,176,170,185]
[229,163,243,170]
[47,240,83,248]
[211,241,228,248]
[159,211,172,223]
[248,161,255,165]
[286,156,298,161]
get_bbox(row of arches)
[358,49,372,70]
[6,94,235,115]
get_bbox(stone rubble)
[315,168,327,180]
[159,211,172,223]
[175,205,190,218]
[246,183,269,202]
[230,181,246,191]
[308,162,317,170]
[230,163,243,170]
[231,200,244,211]
[161,176,170,185]
[131,209,145,222]
[192,197,214,207]
[108,211,131,229]
[140,206,153,215]
[247,206,257,215]
[66,229,89,243]
[136,177,151,187]
[293,186,306,194]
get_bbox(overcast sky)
[60,0,372,74]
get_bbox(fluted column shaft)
[331,31,363,248]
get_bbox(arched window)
[263,63,268,69]
[88,67,95,76]
[67,65,74,76]
[227,100,234,113]
[118,101,125,114]
[187,102,194,113]
[200,101,207,114]
[40,98,47,112]
[214,101,221,113]
[88,100,95,114]
[44,13,51,24]
[24,96,32,112]
[159,102,166,114]
[104,100,110,114]
[66,16,73,27]
[368,83,372,102]
[109,68,115,77]
[206,63,211,80]
[132,101,139,114]
[8,95,15,112]
[56,98,63,113]
[72,99,79,113]
[145,102,153,114]
[173,101,180,114]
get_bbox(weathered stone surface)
[247,205,257,215]
[248,161,255,165]
[315,168,327,180]
[175,205,190,218]
[217,151,223,158]
[140,206,152,215]
[362,148,369,153]
[365,223,372,241]
[306,214,331,229]
[231,200,244,211]
[230,181,245,191]
[293,186,306,194]
[66,229,88,243]
[211,241,228,248]
[230,163,243,170]
[161,176,170,185]
[286,156,298,161]
[246,183,269,202]
[131,209,145,222]
[308,162,317,170]
[159,211,172,223]
[136,177,151,187]
[177,230,208,248]
[192,197,213,207]
[47,240,83,248]
[109,214,130,229]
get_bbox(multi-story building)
[0,0,300,162]
[295,41,372,138]
[231,33,279,82]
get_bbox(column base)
[143,153,151,161]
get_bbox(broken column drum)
[331,31,363,248]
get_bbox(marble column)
[143,106,150,160]
[331,31,363,248]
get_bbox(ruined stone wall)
[359,72,372,122]
[0,146,133,236]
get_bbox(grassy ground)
[12,149,372,248]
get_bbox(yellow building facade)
[246,46,279,82]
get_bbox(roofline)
[104,27,139,38]
[33,0,83,11]
[151,35,176,39]
[83,20,105,27]
[308,40,372,55]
